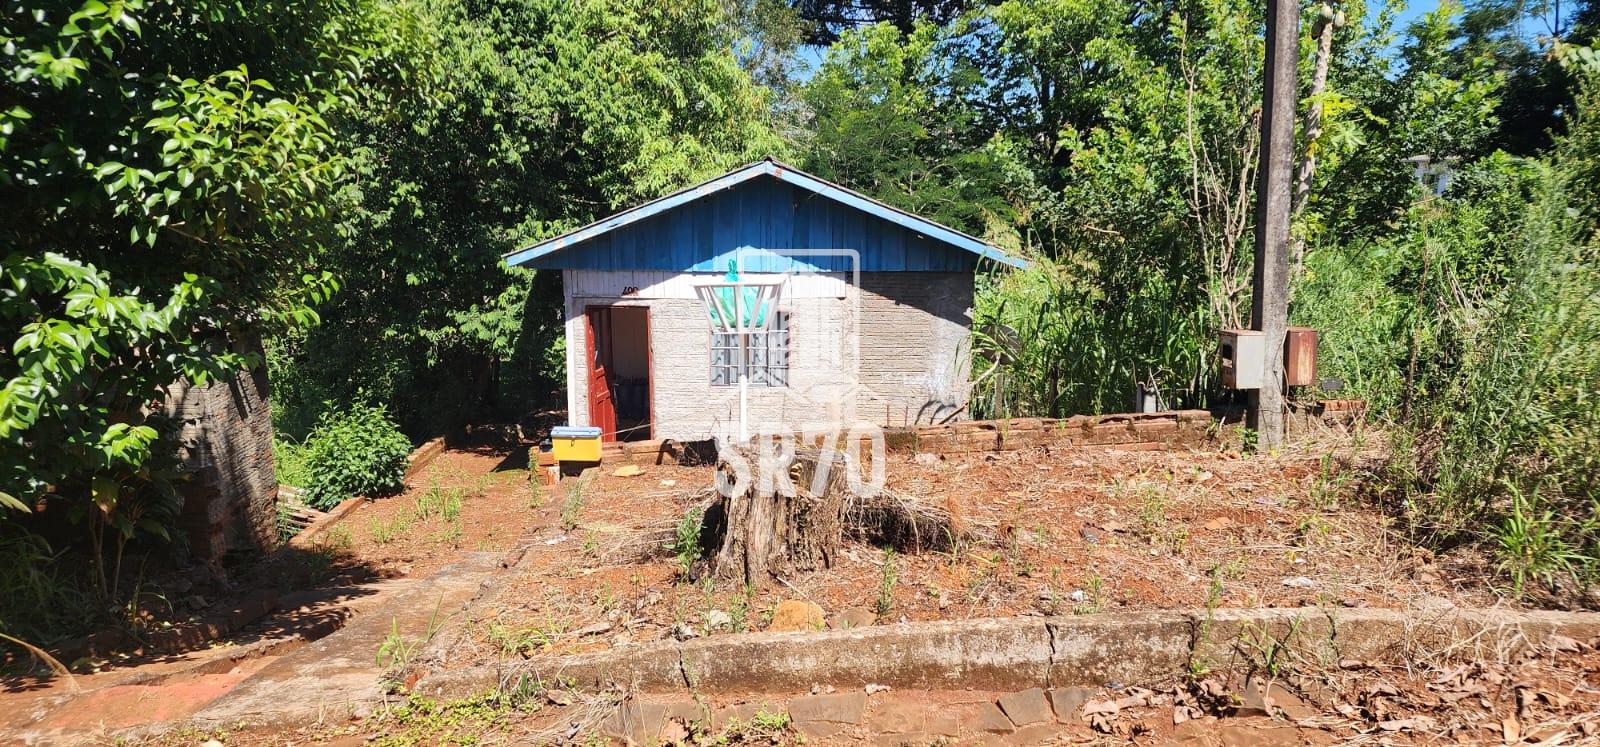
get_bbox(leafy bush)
[301,403,413,510]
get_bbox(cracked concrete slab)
[183,552,504,731]
[413,607,1600,700]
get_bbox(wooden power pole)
[1249,0,1298,448]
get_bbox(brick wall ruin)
[164,356,279,563]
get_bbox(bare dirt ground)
[18,425,1598,746]
[0,442,545,744]
[439,425,1511,669]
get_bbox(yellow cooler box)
[550,426,602,462]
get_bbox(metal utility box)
[550,425,603,463]
[1285,327,1319,387]
[1219,329,1265,389]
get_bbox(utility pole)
[1249,0,1297,448]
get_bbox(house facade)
[506,160,1024,442]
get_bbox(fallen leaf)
[1503,714,1522,744]
[1082,699,1121,716]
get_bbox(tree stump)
[710,443,849,586]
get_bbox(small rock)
[1078,527,1102,544]
[703,609,732,631]
[547,689,575,706]
[1068,589,1087,603]
[660,479,677,487]
[865,683,891,694]
[767,599,825,632]
[670,622,699,641]
[183,594,208,610]
[164,578,194,596]
[202,741,224,747]
[611,465,643,477]
[913,452,941,467]
[1281,576,1316,588]
[830,608,876,630]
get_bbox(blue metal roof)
[504,159,1026,271]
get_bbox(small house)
[506,159,1024,442]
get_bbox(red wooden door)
[585,307,617,441]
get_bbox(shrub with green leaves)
[301,403,412,509]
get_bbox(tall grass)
[1369,161,1600,599]
[972,255,1216,418]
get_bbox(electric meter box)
[1285,327,1319,387]
[1219,329,1265,390]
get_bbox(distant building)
[1405,154,1456,196]
[506,159,1025,442]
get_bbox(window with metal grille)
[711,312,789,387]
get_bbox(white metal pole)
[736,281,748,442]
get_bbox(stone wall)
[886,410,1217,455]
[164,353,278,562]
[563,270,976,441]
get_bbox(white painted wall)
[562,269,971,440]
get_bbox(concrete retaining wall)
[413,607,1600,699]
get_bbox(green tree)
[2,0,417,598]
[272,0,784,438]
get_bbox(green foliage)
[272,0,784,438]
[2,0,418,611]
[0,528,98,647]
[1359,150,1600,599]
[275,437,313,490]
[560,477,586,532]
[875,547,899,616]
[672,507,705,579]
[301,402,412,509]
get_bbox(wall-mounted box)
[1285,326,1319,387]
[1219,329,1265,389]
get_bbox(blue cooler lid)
[551,426,602,439]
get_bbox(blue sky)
[792,0,1451,77]
[1394,0,1444,32]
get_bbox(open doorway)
[584,305,652,442]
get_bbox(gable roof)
[503,159,1026,270]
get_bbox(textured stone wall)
[564,271,975,441]
[164,349,278,562]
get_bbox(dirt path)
[185,551,504,732]
[2,443,546,746]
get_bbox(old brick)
[788,691,866,725]
[1048,687,1094,721]
[767,600,825,632]
[963,701,1015,734]
[997,688,1052,726]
